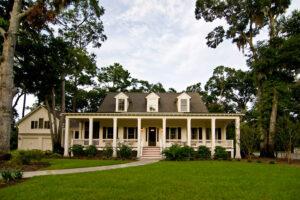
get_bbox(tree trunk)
[45,97,55,145]
[22,92,26,117]
[267,88,278,157]
[72,77,78,112]
[58,74,65,147]
[0,0,22,151]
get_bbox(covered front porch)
[63,114,241,159]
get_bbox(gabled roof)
[98,92,208,113]
[17,105,59,125]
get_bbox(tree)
[240,123,260,160]
[0,0,74,151]
[275,114,299,163]
[98,63,132,92]
[195,0,291,157]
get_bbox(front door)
[148,127,156,146]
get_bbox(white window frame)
[146,93,159,112]
[177,93,191,112]
[115,92,129,112]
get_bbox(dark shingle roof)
[98,92,208,113]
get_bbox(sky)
[15,0,300,117]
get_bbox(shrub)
[214,146,228,160]
[118,144,132,160]
[197,146,211,160]
[162,144,182,160]
[49,153,63,159]
[1,169,23,183]
[85,145,97,157]
[162,144,194,161]
[103,145,113,159]
[70,145,85,157]
[180,146,195,160]
[13,150,31,165]
[269,160,276,164]
[29,150,44,161]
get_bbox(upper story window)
[115,92,129,112]
[177,93,191,112]
[31,121,38,129]
[146,92,160,112]
[118,99,125,111]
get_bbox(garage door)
[21,137,40,150]
[42,138,52,151]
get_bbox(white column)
[162,118,166,149]
[88,118,93,145]
[63,117,70,156]
[137,118,141,158]
[113,118,117,157]
[235,117,241,159]
[78,122,82,139]
[211,118,216,158]
[202,127,206,145]
[187,118,191,146]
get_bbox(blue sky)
[16,0,300,116]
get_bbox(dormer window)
[118,99,125,111]
[146,92,160,112]
[180,99,188,112]
[177,93,191,112]
[115,92,129,112]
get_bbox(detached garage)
[17,105,59,151]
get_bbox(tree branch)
[17,6,35,19]
[12,91,24,109]
[0,27,6,38]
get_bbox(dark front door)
[148,127,156,146]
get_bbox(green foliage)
[197,145,211,160]
[85,145,98,157]
[240,123,260,159]
[214,146,228,160]
[70,145,85,157]
[117,144,132,160]
[102,145,113,159]
[162,145,194,161]
[0,169,23,183]
[12,150,44,165]
[48,153,63,159]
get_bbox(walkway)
[23,159,159,178]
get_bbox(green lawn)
[41,159,128,170]
[1,161,300,200]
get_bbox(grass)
[1,161,300,200]
[41,158,128,170]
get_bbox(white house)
[63,92,242,159]
[17,105,59,151]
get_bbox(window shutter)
[177,127,181,139]
[166,128,169,139]
[123,127,127,139]
[103,127,106,139]
[198,128,203,139]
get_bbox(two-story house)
[63,92,242,159]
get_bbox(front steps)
[141,147,162,159]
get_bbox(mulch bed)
[0,178,29,189]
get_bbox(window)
[38,118,44,129]
[192,128,202,140]
[123,127,137,139]
[180,99,188,112]
[216,128,221,140]
[93,122,100,139]
[118,99,125,111]
[84,121,89,139]
[206,128,211,140]
[103,127,113,139]
[31,121,38,129]
[147,99,158,112]
[166,127,181,140]
[74,131,79,139]
[44,121,50,129]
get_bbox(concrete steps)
[141,147,162,159]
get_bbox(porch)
[63,114,241,159]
